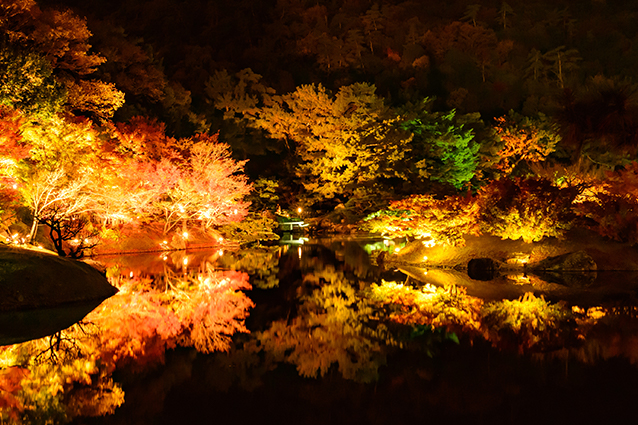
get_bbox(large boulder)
[0,246,117,311]
[532,250,597,272]
[530,250,597,288]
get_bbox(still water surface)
[6,236,638,424]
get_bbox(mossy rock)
[0,246,117,311]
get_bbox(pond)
[4,236,638,424]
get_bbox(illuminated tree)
[364,193,480,245]
[0,107,27,160]
[208,70,410,205]
[400,105,481,190]
[90,268,254,365]
[62,78,124,120]
[571,162,638,244]
[370,282,575,353]
[18,116,101,244]
[482,293,571,352]
[0,106,28,235]
[0,0,124,120]
[39,209,99,258]
[0,266,254,423]
[368,281,483,335]
[0,42,65,116]
[19,168,85,243]
[0,325,124,424]
[113,116,176,160]
[477,177,579,243]
[492,110,559,175]
[112,120,251,233]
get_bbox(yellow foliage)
[369,280,484,333]
[481,292,570,350]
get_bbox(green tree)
[400,104,481,190]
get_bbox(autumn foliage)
[366,176,582,244]
[571,162,638,243]
[369,281,483,334]
[364,193,479,245]
[369,281,576,352]
[112,122,251,233]
[477,177,580,243]
[91,268,254,368]
[257,267,385,383]
[492,112,559,175]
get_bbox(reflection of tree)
[369,281,581,353]
[481,293,571,352]
[0,324,124,424]
[217,246,281,289]
[369,281,483,335]
[258,266,387,383]
[542,306,638,365]
[0,267,254,423]
[93,267,254,362]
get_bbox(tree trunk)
[28,216,38,244]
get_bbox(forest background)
[2,0,638,255]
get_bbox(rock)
[532,250,597,271]
[530,250,597,288]
[0,246,117,311]
[467,258,498,281]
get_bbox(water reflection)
[0,299,106,346]
[0,258,253,423]
[4,238,638,423]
